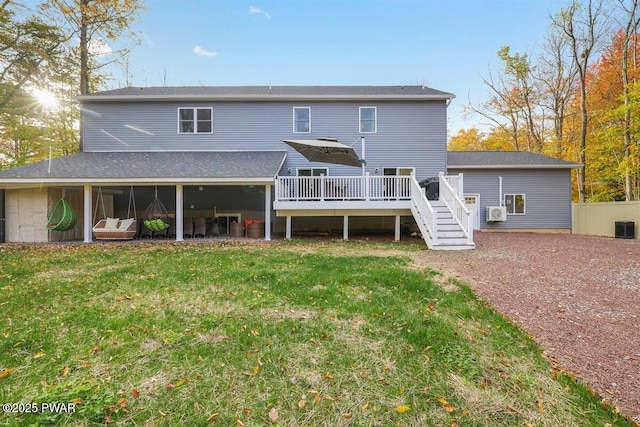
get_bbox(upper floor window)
[504,194,525,215]
[178,108,212,133]
[293,107,310,133]
[360,106,376,133]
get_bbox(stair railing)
[409,175,436,248]
[439,172,473,245]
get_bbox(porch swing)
[92,186,138,240]
[46,192,77,232]
[143,186,170,232]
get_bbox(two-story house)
[0,85,579,248]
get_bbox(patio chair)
[207,219,220,236]
[194,217,206,238]
[183,217,194,238]
[167,217,177,238]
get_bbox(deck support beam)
[175,184,184,241]
[264,184,271,241]
[343,215,349,240]
[285,216,292,239]
[83,184,92,243]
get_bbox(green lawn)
[0,240,633,426]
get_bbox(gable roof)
[78,85,455,102]
[0,151,287,189]
[447,151,581,169]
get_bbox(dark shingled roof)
[0,151,287,187]
[78,85,455,102]
[447,151,581,169]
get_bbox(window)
[297,167,328,177]
[360,106,376,133]
[504,194,525,214]
[178,108,212,133]
[293,107,310,133]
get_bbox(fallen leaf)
[268,407,278,423]
[132,389,140,399]
[342,412,352,419]
[0,368,14,379]
[437,397,455,412]
[159,410,166,417]
[207,413,220,421]
[395,405,411,413]
[236,419,244,426]
[298,399,306,409]
[61,366,70,377]
[33,351,46,359]
[175,378,188,387]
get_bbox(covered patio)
[0,151,286,243]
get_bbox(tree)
[40,0,145,150]
[535,23,578,158]
[468,46,547,153]
[41,0,145,95]
[0,1,66,109]
[552,0,609,202]
[614,0,640,200]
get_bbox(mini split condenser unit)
[486,206,507,222]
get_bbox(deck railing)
[275,174,412,201]
[439,172,473,245]
[409,175,436,246]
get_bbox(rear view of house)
[0,85,477,249]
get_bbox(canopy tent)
[282,137,362,168]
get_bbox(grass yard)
[0,240,633,426]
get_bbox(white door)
[464,194,480,230]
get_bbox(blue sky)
[107,0,568,134]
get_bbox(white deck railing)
[439,172,473,245]
[275,174,412,201]
[409,175,436,247]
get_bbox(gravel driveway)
[412,232,640,421]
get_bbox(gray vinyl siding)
[82,100,448,181]
[449,168,573,230]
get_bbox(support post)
[176,185,184,242]
[83,184,92,243]
[264,184,271,241]
[343,215,349,240]
[395,215,401,241]
[286,216,292,239]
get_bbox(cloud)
[192,45,218,57]
[249,6,271,19]
[88,38,113,56]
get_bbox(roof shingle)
[447,151,581,169]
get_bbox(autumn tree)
[552,0,609,202]
[0,1,65,108]
[534,23,578,158]
[614,0,640,200]
[40,0,145,95]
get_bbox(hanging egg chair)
[46,198,77,231]
[143,187,170,232]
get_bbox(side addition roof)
[77,85,455,102]
[0,151,287,189]
[447,151,581,170]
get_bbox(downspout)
[361,136,366,176]
[499,176,503,206]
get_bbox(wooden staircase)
[409,174,475,250]
[428,200,475,250]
